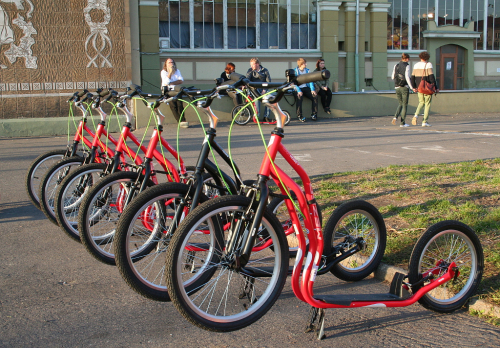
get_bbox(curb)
[373,263,500,319]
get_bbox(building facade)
[1,0,499,121]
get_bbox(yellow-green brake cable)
[174,92,234,195]
[226,87,302,214]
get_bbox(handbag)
[418,63,437,95]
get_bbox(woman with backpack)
[410,51,439,127]
[391,53,415,127]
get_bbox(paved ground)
[2,113,500,347]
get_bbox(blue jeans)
[257,89,270,120]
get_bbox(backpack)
[394,62,407,87]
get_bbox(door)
[436,45,465,90]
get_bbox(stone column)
[139,0,160,92]
[368,2,391,90]
[318,1,343,90]
[343,1,368,91]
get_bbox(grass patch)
[312,158,500,306]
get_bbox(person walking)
[294,58,318,122]
[161,58,189,128]
[410,51,439,127]
[391,53,415,127]
[220,62,242,107]
[313,58,332,115]
[246,57,272,122]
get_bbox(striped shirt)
[410,61,438,90]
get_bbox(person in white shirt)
[161,58,187,125]
[391,53,415,127]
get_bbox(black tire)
[283,110,291,126]
[165,195,289,332]
[38,156,85,225]
[114,183,210,301]
[267,192,322,257]
[54,163,108,241]
[323,200,386,281]
[25,150,68,209]
[231,105,253,125]
[408,220,483,313]
[78,171,154,265]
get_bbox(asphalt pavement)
[2,113,500,347]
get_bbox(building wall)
[0,0,132,120]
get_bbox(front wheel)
[165,195,289,332]
[54,163,108,241]
[408,220,483,313]
[282,110,291,126]
[323,200,386,281]
[231,105,253,125]
[38,156,85,225]
[25,150,68,209]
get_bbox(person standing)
[313,58,332,115]
[410,51,439,127]
[391,53,415,127]
[246,57,272,122]
[161,58,188,127]
[220,63,242,107]
[294,58,318,122]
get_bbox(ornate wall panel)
[0,0,131,118]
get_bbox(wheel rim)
[332,209,380,272]
[30,154,64,203]
[418,230,478,305]
[61,169,103,235]
[233,106,251,124]
[272,199,309,253]
[123,193,185,291]
[85,179,135,258]
[174,205,282,323]
[44,162,81,217]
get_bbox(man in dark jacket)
[246,58,271,122]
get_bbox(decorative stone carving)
[0,0,37,69]
[84,0,113,68]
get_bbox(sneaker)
[412,116,418,125]
[422,122,432,127]
[180,121,190,128]
[392,117,397,125]
[311,114,317,121]
[263,117,271,123]
[326,109,331,115]
[400,124,410,127]
[298,115,306,122]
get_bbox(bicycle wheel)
[114,183,210,301]
[408,220,483,313]
[165,195,289,332]
[323,200,386,281]
[25,150,68,209]
[231,105,253,125]
[283,110,291,126]
[267,193,322,257]
[78,171,154,265]
[54,163,108,241]
[38,156,85,225]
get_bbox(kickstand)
[304,307,327,340]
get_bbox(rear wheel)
[38,156,85,225]
[323,200,386,281]
[231,105,253,125]
[408,220,483,313]
[165,195,289,332]
[25,150,68,209]
[54,163,108,241]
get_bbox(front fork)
[227,174,270,269]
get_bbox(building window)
[387,0,500,51]
[159,0,318,50]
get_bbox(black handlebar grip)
[98,89,110,97]
[77,89,89,97]
[229,72,245,82]
[295,70,330,85]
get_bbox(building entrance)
[436,45,465,90]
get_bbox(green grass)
[312,158,500,306]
